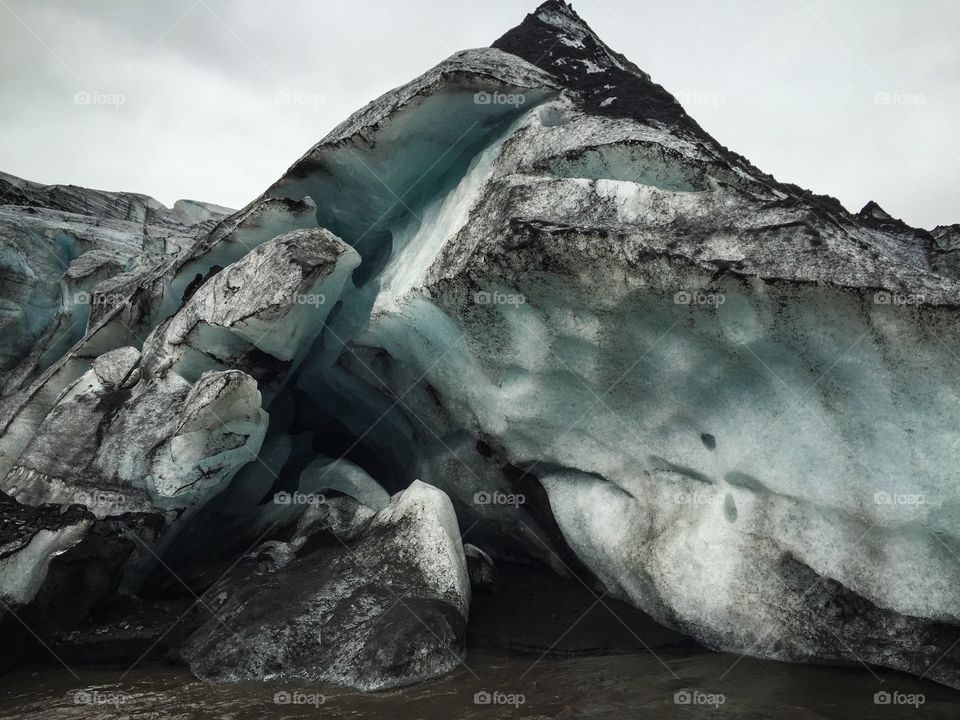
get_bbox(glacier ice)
[182,480,469,689]
[2,0,960,693]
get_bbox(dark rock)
[464,543,498,592]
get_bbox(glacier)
[2,0,960,692]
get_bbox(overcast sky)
[1,0,956,228]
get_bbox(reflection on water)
[1,650,957,719]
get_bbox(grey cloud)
[0,0,956,227]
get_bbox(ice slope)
[251,1,960,686]
[0,173,232,390]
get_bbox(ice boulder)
[182,481,470,689]
[142,228,359,388]
[0,495,91,611]
[2,348,267,520]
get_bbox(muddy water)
[1,651,957,719]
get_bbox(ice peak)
[493,2,695,132]
[859,200,894,221]
[530,1,591,38]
